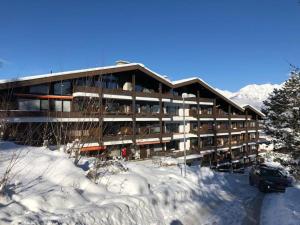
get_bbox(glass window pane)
[18,99,40,111]
[63,101,71,112]
[54,100,62,111]
[29,84,49,94]
[41,100,49,110]
[54,81,72,95]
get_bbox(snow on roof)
[172,77,199,85]
[173,77,245,112]
[242,104,265,117]
[0,63,141,84]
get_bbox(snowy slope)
[217,83,282,109]
[0,142,258,225]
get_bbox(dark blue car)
[249,164,293,193]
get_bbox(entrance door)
[140,145,147,159]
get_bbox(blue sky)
[0,0,299,91]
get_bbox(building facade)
[0,62,264,167]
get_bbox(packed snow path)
[0,142,299,225]
[242,192,264,225]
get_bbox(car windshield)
[260,168,282,177]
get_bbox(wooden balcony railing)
[4,110,100,118]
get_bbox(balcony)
[103,104,132,116]
[191,126,215,135]
[231,140,244,147]
[103,134,133,142]
[231,114,246,119]
[103,126,133,142]
[215,113,229,120]
[200,145,216,151]
[74,85,133,97]
[189,108,214,118]
[216,126,230,133]
[4,110,100,118]
[230,127,246,132]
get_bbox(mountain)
[217,83,282,109]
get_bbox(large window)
[50,100,71,112]
[18,99,40,111]
[29,84,49,94]
[102,75,119,89]
[18,98,70,112]
[53,81,72,95]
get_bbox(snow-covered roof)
[242,104,265,117]
[172,77,199,85]
[0,63,138,84]
[173,77,245,112]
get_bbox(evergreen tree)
[262,69,300,157]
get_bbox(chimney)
[116,60,130,66]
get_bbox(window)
[152,144,163,152]
[200,106,213,115]
[191,122,198,131]
[202,137,214,146]
[250,133,256,140]
[190,138,198,148]
[103,75,119,89]
[63,101,71,112]
[150,105,160,114]
[166,105,179,116]
[53,81,72,95]
[75,78,93,87]
[41,100,49,110]
[150,126,160,134]
[166,140,179,151]
[54,100,62,111]
[50,100,71,112]
[166,123,179,133]
[29,84,49,94]
[18,99,40,111]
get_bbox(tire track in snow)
[242,192,264,225]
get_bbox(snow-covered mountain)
[217,83,282,109]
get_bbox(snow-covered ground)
[0,142,258,225]
[0,142,299,225]
[261,184,300,225]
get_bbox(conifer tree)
[262,69,300,157]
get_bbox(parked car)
[249,164,292,193]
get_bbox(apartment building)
[0,61,264,167]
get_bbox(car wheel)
[249,177,254,186]
[258,182,267,193]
